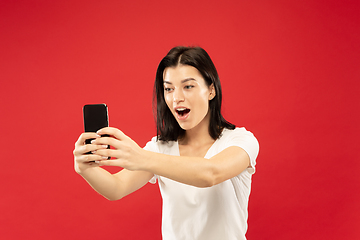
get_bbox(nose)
[173,88,185,103]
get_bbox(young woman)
[73,46,259,240]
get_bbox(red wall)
[1,0,359,239]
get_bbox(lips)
[175,107,190,120]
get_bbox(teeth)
[177,108,187,111]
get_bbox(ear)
[208,83,216,100]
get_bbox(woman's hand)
[73,132,109,174]
[90,127,148,171]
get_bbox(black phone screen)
[83,104,109,133]
[83,104,109,146]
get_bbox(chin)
[177,122,192,131]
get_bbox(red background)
[1,0,359,239]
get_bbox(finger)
[75,132,101,146]
[91,136,119,148]
[97,127,127,140]
[96,159,122,167]
[93,148,120,159]
[76,153,105,163]
[73,143,108,156]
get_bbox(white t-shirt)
[143,127,259,240]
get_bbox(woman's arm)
[93,128,250,188]
[73,133,153,200]
[143,146,250,187]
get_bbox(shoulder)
[143,136,177,153]
[220,127,258,143]
[219,127,259,165]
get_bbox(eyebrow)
[163,78,197,84]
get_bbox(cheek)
[164,94,172,108]
[196,90,211,107]
[200,99,210,111]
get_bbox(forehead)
[163,65,204,84]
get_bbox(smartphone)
[83,104,110,157]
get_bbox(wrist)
[140,149,156,172]
[74,161,97,175]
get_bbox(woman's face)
[163,64,215,131]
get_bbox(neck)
[179,111,214,146]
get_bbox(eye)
[164,87,173,92]
[184,85,194,90]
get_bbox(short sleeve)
[143,136,159,184]
[224,128,259,174]
[143,136,159,152]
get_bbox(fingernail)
[91,140,95,144]
[91,151,96,154]
[96,134,101,138]
[95,160,100,164]
[102,145,108,148]
[102,156,108,159]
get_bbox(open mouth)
[176,108,190,117]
